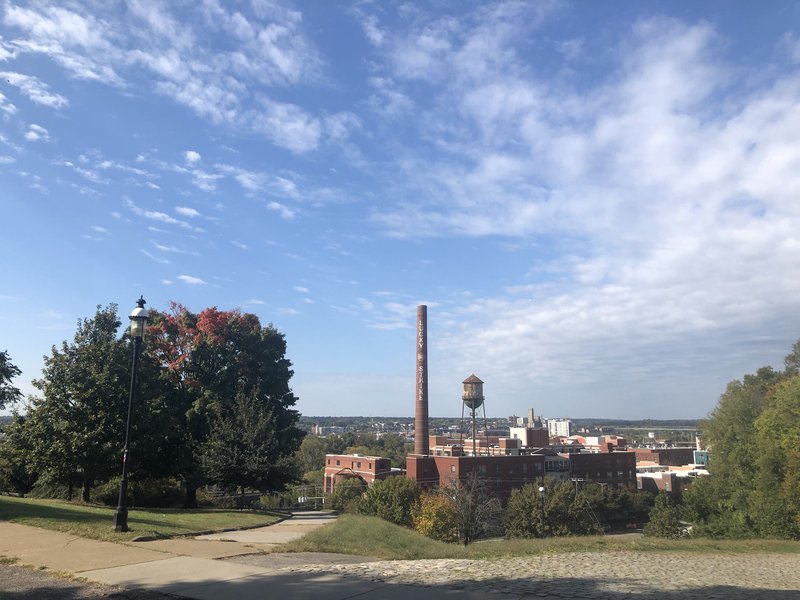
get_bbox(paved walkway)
[2,514,800,599]
[0,512,486,599]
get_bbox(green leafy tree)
[0,350,22,410]
[689,367,782,536]
[200,392,300,495]
[643,492,686,538]
[505,483,548,538]
[752,374,800,538]
[26,305,130,502]
[505,480,601,538]
[444,473,502,545]
[296,435,328,475]
[413,491,459,543]
[147,305,304,507]
[0,415,38,495]
[327,478,365,512]
[358,476,420,527]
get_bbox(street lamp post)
[538,482,546,537]
[113,296,149,532]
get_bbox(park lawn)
[280,514,800,560]
[0,495,279,543]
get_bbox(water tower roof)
[463,374,483,384]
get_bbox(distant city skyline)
[2,2,800,419]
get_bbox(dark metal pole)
[540,472,546,537]
[113,335,141,532]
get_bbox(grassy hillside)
[280,514,800,560]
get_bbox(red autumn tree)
[147,303,303,507]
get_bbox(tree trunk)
[67,481,74,502]
[183,485,198,509]
[81,479,91,503]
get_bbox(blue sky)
[2,1,800,419]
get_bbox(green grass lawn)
[0,495,279,543]
[280,513,800,560]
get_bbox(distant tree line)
[0,303,304,507]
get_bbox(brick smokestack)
[414,304,429,456]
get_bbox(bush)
[327,478,365,512]
[412,491,459,543]
[643,492,687,538]
[359,476,420,527]
[505,484,546,538]
[93,478,184,508]
[504,481,602,539]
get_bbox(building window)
[369,463,372,468]
[327,459,330,465]
[357,462,362,468]
[523,463,528,474]
[450,465,456,473]
[479,465,487,475]
[336,460,340,466]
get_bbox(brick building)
[633,447,695,466]
[323,454,398,494]
[567,451,637,489]
[406,453,546,500]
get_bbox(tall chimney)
[414,305,429,456]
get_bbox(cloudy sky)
[2,1,800,419]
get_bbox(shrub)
[412,491,459,543]
[359,476,420,527]
[505,481,602,538]
[94,478,184,508]
[643,492,686,538]
[327,478,365,512]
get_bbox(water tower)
[461,374,489,456]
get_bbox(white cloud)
[347,11,800,414]
[244,298,265,305]
[141,249,169,264]
[0,155,15,163]
[266,200,295,220]
[2,1,324,142]
[24,123,49,141]
[250,97,322,153]
[161,279,173,285]
[216,163,265,192]
[0,91,17,116]
[153,243,186,253]
[125,199,191,228]
[231,240,247,250]
[2,4,122,84]
[175,206,200,218]
[184,150,201,163]
[177,274,207,285]
[1,71,68,107]
[294,286,309,293]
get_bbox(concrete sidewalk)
[0,513,495,599]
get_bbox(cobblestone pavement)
[246,551,800,599]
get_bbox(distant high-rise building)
[527,407,544,427]
[547,418,571,438]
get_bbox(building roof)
[463,374,484,384]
